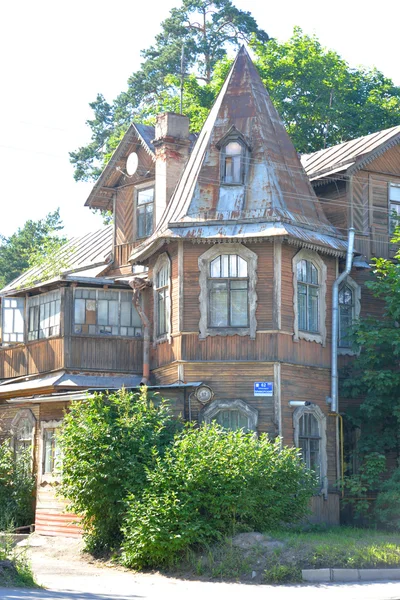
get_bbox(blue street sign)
[254,382,273,397]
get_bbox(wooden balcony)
[0,335,143,380]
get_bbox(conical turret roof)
[131,47,347,262]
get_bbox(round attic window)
[126,152,139,176]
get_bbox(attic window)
[217,127,250,186]
[223,141,244,184]
[136,187,154,239]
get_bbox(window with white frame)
[293,249,327,345]
[389,184,400,235]
[293,405,327,495]
[73,288,142,337]
[28,290,61,341]
[222,141,244,184]
[209,254,248,328]
[198,244,258,339]
[2,297,24,344]
[153,253,171,340]
[201,399,258,432]
[137,187,154,239]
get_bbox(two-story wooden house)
[1,46,398,534]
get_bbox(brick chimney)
[153,112,190,226]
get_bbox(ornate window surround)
[153,252,172,344]
[10,409,36,464]
[293,249,327,346]
[338,275,361,356]
[200,399,258,431]
[198,243,258,340]
[216,126,251,186]
[293,404,328,498]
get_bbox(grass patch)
[160,527,400,584]
[0,532,37,588]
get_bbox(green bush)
[375,465,400,529]
[57,387,182,551]
[121,424,316,568]
[0,442,35,529]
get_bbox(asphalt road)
[2,578,400,600]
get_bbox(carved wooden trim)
[198,243,258,340]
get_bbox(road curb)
[302,568,400,582]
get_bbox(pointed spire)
[157,44,335,235]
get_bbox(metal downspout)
[331,227,355,414]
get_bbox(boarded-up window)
[28,290,61,341]
[2,297,25,344]
[73,289,142,337]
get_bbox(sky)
[1,0,399,240]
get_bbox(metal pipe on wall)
[331,227,355,414]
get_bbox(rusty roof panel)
[0,226,113,294]
[302,126,400,180]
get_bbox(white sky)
[1,0,399,239]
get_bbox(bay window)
[28,290,61,341]
[2,297,24,344]
[73,288,142,337]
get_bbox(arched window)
[209,254,248,328]
[217,126,250,186]
[201,399,258,432]
[298,413,321,479]
[293,249,327,346]
[11,409,36,464]
[198,244,258,339]
[297,259,319,333]
[153,253,171,341]
[222,141,244,184]
[293,405,327,496]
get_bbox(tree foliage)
[341,229,400,523]
[254,27,400,153]
[57,387,182,551]
[0,442,35,529]
[121,424,316,568]
[70,0,268,182]
[0,209,66,289]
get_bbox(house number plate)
[254,382,273,397]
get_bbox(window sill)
[199,327,253,340]
[72,334,143,341]
[295,330,324,345]
[153,334,170,346]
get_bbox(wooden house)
[1,46,398,534]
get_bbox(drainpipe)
[331,227,355,414]
[129,278,151,385]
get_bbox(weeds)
[0,530,36,588]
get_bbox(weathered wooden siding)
[317,180,348,234]
[0,338,64,380]
[183,362,275,436]
[280,363,337,487]
[68,336,143,373]
[310,494,340,525]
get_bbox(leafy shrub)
[121,424,316,568]
[57,387,182,551]
[0,442,35,529]
[375,465,400,530]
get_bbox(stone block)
[332,569,359,582]
[302,569,331,582]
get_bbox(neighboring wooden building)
[1,47,399,533]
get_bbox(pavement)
[2,535,400,599]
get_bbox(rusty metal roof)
[301,126,400,181]
[0,226,114,295]
[130,46,345,262]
